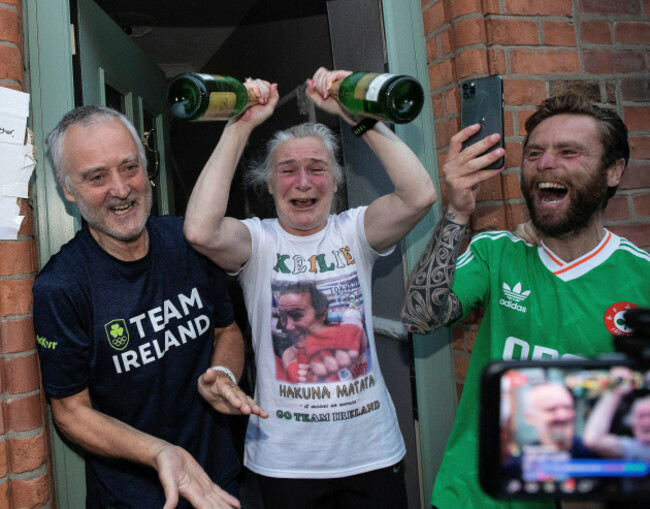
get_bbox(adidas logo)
[502,282,530,302]
[499,282,530,313]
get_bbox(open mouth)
[111,202,135,215]
[291,198,316,209]
[536,182,568,204]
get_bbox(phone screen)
[480,359,650,502]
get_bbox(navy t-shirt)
[34,216,240,508]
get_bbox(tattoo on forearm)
[401,212,466,335]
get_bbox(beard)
[75,183,152,242]
[522,167,609,238]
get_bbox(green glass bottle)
[166,73,258,121]
[330,72,425,124]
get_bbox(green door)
[26,0,173,505]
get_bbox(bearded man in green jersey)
[401,94,650,509]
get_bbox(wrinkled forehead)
[272,136,333,170]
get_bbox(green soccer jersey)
[432,230,650,509]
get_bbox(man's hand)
[515,220,541,245]
[157,444,241,509]
[444,124,505,222]
[198,368,268,418]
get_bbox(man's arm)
[197,321,268,418]
[184,80,279,273]
[307,67,436,252]
[400,125,505,334]
[50,390,241,509]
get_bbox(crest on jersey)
[604,302,639,336]
[105,319,130,350]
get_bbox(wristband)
[351,117,378,137]
[211,365,237,385]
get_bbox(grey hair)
[46,105,147,189]
[245,122,344,195]
[624,395,650,429]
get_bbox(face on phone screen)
[481,361,650,501]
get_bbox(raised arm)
[583,367,635,458]
[307,67,436,252]
[184,80,279,273]
[401,125,505,334]
[51,390,241,509]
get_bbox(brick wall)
[0,0,55,507]
[421,0,650,398]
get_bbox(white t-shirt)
[237,206,406,478]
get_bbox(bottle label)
[205,92,237,119]
[355,73,395,102]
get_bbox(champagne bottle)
[329,72,425,124]
[166,73,258,121]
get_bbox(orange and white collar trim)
[538,230,618,282]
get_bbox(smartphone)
[460,75,504,169]
[480,358,650,502]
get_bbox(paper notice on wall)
[0,87,32,240]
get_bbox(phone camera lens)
[462,83,468,90]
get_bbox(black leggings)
[256,462,408,509]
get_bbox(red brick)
[8,433,48,474]
[505,0,572,15]
[426,35,438,62]
[9,472,51,508]
[511,49,580,74]
[624,106,650,132]
[449,0,482,19]
[503,172,522,200]
[614,21,650,45]
[444,86,460,115]
[0,278,34,317]
[0,44,22,83]
[432,91,445,118]
[580,20,612,44]
[486,18,539,46]
[603,196,631,221]
[504,79,547,106]
[584,50,646,74]
[456,381,464,401]
[0,7,21,45]
[517,109,536,136]
[505,109,514,138]
[434,117,461,149]
[505,140,523,169]
[487,48,506,75]
[476,174,504,202]
[621,78,650,102]
[620,163,650,190]
[633,193,650,216]
[0,401,5,435]
[506,202,528,230]
[428,59,455,91]
[456,48,489,79]
[609,223,650,249]
[0,318,35,354]
[542,20,576,46]
[453,16,487,49]
[4,394,42,432]
[473,204,508,231]
[454,351,470,379]
[0,481,9,509]
[629,136,650,159]
[579,0,642,15]
[0,240,37,277]
[423,1,447,32]
[483,0,501,14]
[0,441,7,477]
[439,28,453,56]
[4,353,40,394]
